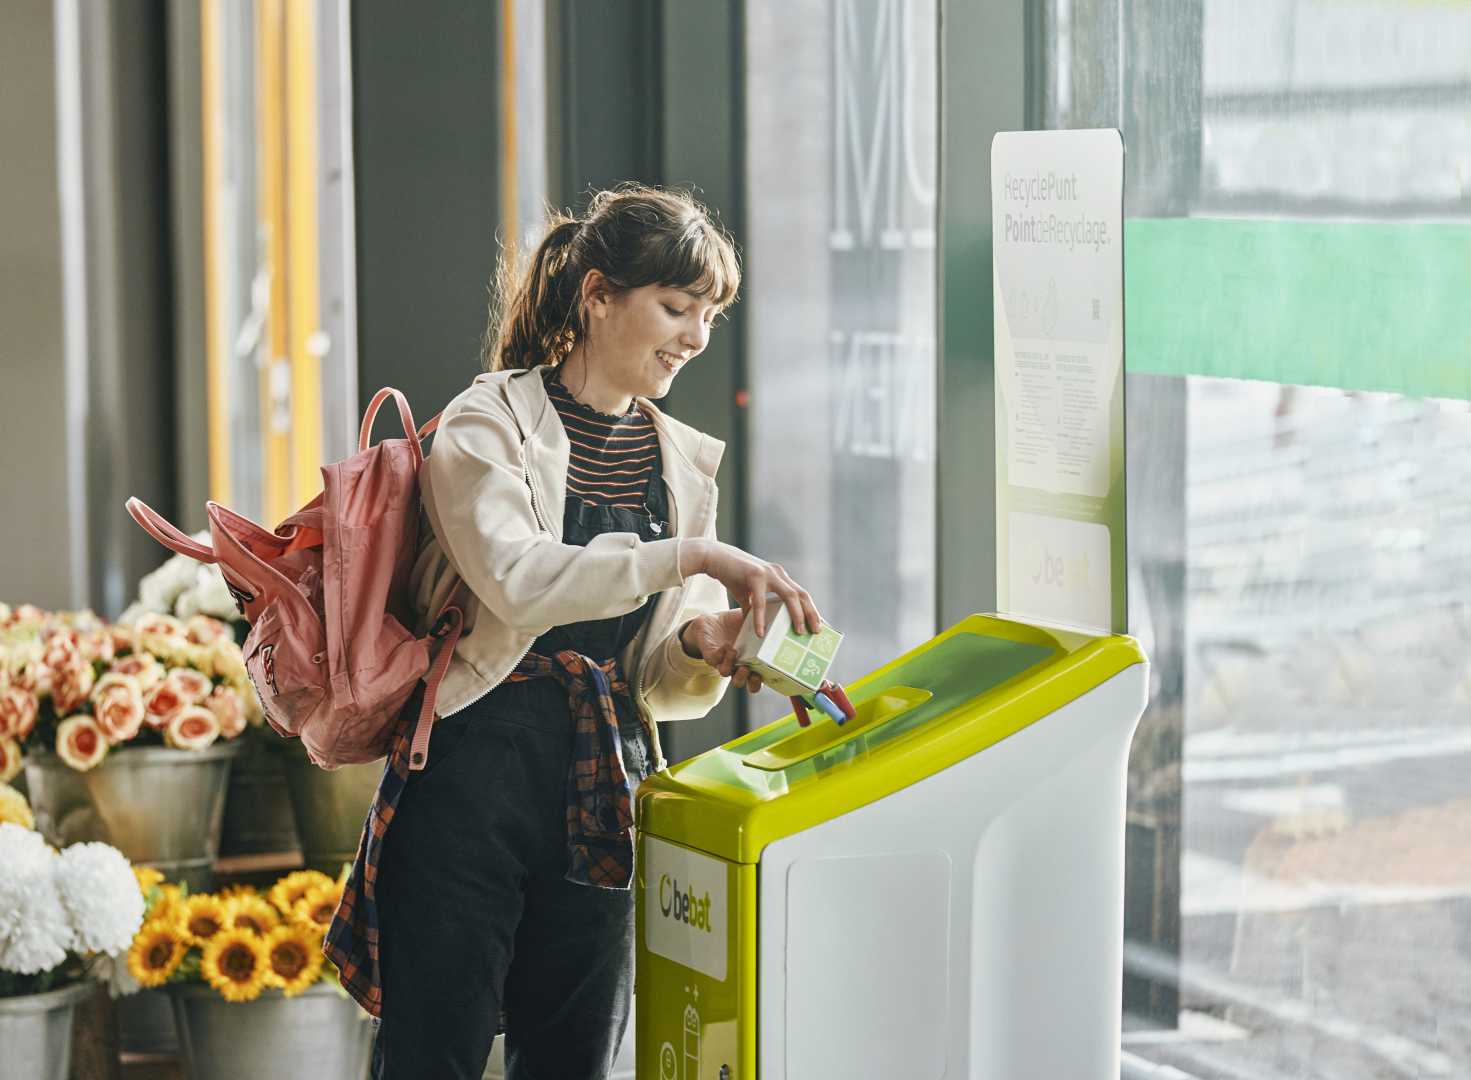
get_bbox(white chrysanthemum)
[53,841,145,955]
[0,823,72,975]
[136,552,203,615]
[0,820,51,868]
[115,602,152,629]
[175,564,239,622]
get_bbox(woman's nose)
[680,319,709,353]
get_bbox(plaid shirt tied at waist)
[324,649,643,1018]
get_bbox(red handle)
[790,696,812,728]
[126,498,217,564]
[358,388,424,469]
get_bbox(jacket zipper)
[634,475,716,769]
[523,462,551,535]
[632,475,680,761]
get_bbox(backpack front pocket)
[243,604,325,739]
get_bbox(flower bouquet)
[0,602,259,775]
[0,819,145,998]
[125,867,343,1001]
[127,868,373,1080]
[118,536,244,635]
[0,812,147,1080]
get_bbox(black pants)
[369,689,654,1080]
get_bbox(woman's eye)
[664,304,685,317]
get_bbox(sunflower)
[179,893,231,947]
[127,919,187,988]
[216,882,257,902]
[133,866,165,896]
[227,894,281,937]
[292,881,345,935]
[268,869,334,917]
[148,883,185,925]
[261,923,324,997]
[0,782,33,829]
[201,928,269,1003]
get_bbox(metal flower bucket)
[24,741,244,892]
[115,986,178,1056]
[270,737,382,875]
[169,982,373,1080]
[0,980,96,1080]
[219,733,302,858]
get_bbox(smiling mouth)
[657,351,682,374]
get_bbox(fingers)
[748,575,768,638]
[804,594,823,634]
[766,564,820,637]
[731,666,763,695]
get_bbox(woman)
[330,184,823,1079]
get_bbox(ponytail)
[483,215,583,372]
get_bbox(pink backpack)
[126,388,462,772]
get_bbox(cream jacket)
[409,365,731,768]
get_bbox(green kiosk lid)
[637,613,1145,863]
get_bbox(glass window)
[744,0,938,724]
[1039,1,1471,1073]
[202,0,359,525]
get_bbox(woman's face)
[582,276,722,401]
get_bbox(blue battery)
[812,692,846,725]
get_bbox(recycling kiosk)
[635,613,1148,1080]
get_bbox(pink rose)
[94,683,146,744]
[204,685,246,738]
[50,662,96,716]
[186,616,230,646]
[110,653,164,692]
[92,671,142,699]
[0,688,40,740]
[108,624,136,656]
[144,680,190,731]
[135,613,185,639]
[78,630,115,665]
[41,634,82,674]
[14,660,53,697]
[0,737,21,783]
[56,714,109,771]
[164,668,214,705]
[165,705,220,751]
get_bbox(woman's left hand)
[679,610,764,694]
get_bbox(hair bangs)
[646,220,741,310]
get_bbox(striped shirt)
[546,371,660,510]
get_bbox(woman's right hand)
[679,539,822,638]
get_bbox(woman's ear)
[581,269,611,322]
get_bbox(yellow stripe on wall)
[257,0,291,528]
[200,0,230,504]
[286,0,323,506]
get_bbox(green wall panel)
[1125,218,1471,400]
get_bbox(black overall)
[370,426,668,1080]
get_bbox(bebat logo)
[658,874,713,933]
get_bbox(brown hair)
[483,183,741,372]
